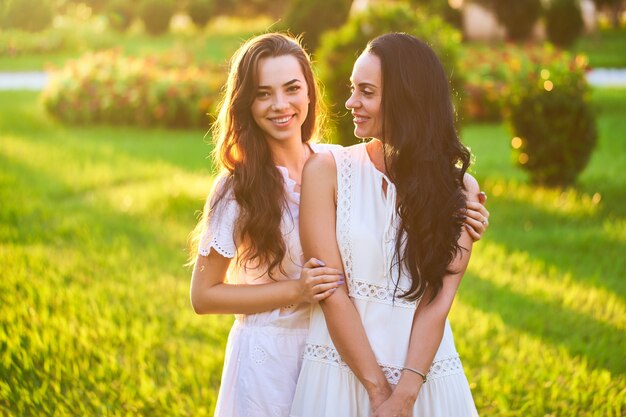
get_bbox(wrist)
[395,372,423,402]
[289,279,306,305]
[364,374,392,399]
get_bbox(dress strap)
[330,147,355,284]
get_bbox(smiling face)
[345,52,383,140]
[251,54,310,145]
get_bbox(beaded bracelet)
[402,366,427,383]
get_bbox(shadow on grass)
[459,270,626,376]
[481,188,625,297]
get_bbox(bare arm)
[190,181,342,315]
[373,173,481,417]
[299,152,392,407]
[190,250,342,315]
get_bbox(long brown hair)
[192,33,325,278]
[367,33,471,302]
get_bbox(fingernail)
[316,259,325,267]
[338,280,345,285]
[330,288,337,293]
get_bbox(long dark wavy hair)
[367,33,471,302]
[191,33,325,278]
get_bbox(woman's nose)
[345,92,359,110]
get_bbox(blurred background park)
[1,0,625,415]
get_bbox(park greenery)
[1,0,626,415]
[2,86,624,416]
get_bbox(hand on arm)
[299,152,392,408]
[373,174,481,417]
[190,245,342,315]
[463,190,490,242]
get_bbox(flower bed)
[41,50,224,129]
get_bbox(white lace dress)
[199,143,340,417]
[290,143,478,417]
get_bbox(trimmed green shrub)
[509,91,597,187]
[459,44,588,123]
[3,0,53,32]
[593,0,623,28]
[0,0,6,29]
[41,50,224,129]
[493,0,542,41]
[212,0,289,18]
[546,0,584,47]
[188,0,214,28]
[282,0,352,52]
[139,0,175,36]
[506,51,596,186]
[406,0,463,29]
[316,3,462,146]
[107,0,136,32]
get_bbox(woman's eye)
[256,91,270,98]
[287,85,301,93]
[362,90,373,96]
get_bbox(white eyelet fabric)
[206,143,343,417]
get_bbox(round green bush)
[493,0,542,41]
[107,0,136,32]
[3,0,53,32]
[508,85,597,187]
[546,0,584,47]
[140,0,175,36]
[188,0,214,28]
[282,0,351,52]
[316,3,463,146]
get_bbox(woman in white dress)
[291,33,483,416]
[189,33,344,417]
[190,33,489,417]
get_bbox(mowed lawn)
[1,89,625,416]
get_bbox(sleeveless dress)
[290,143,478,417]
[198,142,340,417]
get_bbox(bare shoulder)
[303,151,337,184]
[462,172,480,202]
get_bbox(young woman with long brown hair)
[189,33,344,417]
[291,33,483,416]
[190,33,489,417]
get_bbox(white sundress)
[290,143,478,417]
[198,142,340,417]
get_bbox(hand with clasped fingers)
[371,373,423,417]
[296,258,344,304]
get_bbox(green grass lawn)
[574,28,626,68]
[1,89,625,416]
[0,23,262,71]
[3,24,626,73]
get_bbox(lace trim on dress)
[198,236,236,258]
[303,343,464,385]
[348,278,416,308]
[335,149,355,284]
[335,148,415,309]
